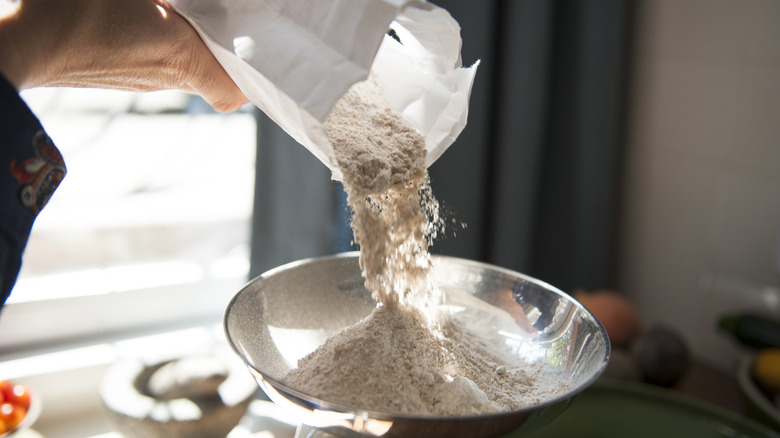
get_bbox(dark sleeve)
[0,74,66,306]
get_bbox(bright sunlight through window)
[10,88,256,304]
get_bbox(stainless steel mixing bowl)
[224,252,610,438]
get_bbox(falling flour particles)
[282,76,563,416]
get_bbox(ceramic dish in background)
[100,353,257,438]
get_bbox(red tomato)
[0,381,9,404]
[0,403,25,430]
[5,385,30,411]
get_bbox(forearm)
[0,0,98,90]
[0,0,246,111]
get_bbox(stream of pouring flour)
[282,76,565,416]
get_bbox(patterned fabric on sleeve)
[0,74,66,306]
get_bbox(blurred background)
[1,0,779,436]
[256,0,780,368]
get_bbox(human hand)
[0,0,247,112]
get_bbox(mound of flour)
[282,76,561,416]
[284,306,541,416]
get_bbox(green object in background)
[510,380,780,438]
[719,313,780,350]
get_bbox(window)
[0,88,256,352]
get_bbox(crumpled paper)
[170,0,478,180]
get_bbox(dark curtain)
[250,0,634,295]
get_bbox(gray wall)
[619,0,780,367]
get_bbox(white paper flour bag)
[170,0,478,180]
